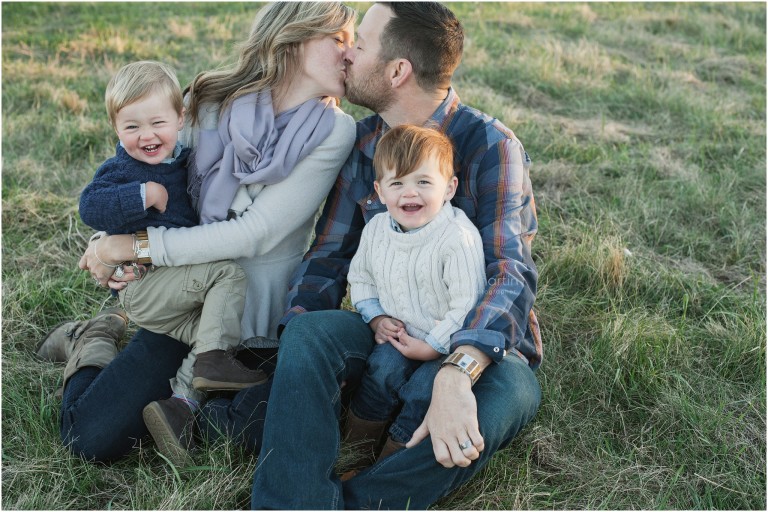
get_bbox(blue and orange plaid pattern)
[282,88,542,369]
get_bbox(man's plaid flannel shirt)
[281,88,542,368]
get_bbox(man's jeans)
[351,342,444,444]
[251,310,541,510]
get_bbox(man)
[250,2,543,508]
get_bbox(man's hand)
[145,181,168,213]
[407,346,491,467]
[389,330,441,361]
[369,315,404,344]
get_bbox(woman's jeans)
[351,342,445,444]
[250,310,541,510]
[59,328,273,461]
[60,329,190,461]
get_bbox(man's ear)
[388,59,413,88]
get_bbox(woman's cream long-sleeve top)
[147,101,356,343]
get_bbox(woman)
[41,2,356,463]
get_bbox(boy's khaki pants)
[118,260,246,400]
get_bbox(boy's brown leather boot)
[191,349,269,391]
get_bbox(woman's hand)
[79,236,117,285]
[78,233,139,287]
[107,263,148,290]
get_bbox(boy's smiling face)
[374,153,458,232]
[114,91,183,165]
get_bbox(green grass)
[2,2,765,509]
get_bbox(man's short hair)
[377,2,464,91]
[105,61,183,127]
[374,124,455,181]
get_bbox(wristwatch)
[134,230,152,265]
[440,352,482,386]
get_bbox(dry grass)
[2,2,765,510]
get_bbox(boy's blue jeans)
[251,310,541,510]
[350,342,444,444]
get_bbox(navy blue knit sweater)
[79,143,199,234]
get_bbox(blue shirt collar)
[389,215,427,234]
[118,141,183,164]
[360,87,459,161]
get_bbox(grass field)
[2,2,766,509]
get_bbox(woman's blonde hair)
[105,61,183,128]
[185,2,355,125]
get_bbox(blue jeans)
[59,328,274,461]
[60,329,189,461]
[250,310,541,510]
[351,343,444,444]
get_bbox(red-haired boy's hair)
[373,124,455,181]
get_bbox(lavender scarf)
[188,90,336,224]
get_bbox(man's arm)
[409,135,539,467]
[407,344,490,467]
[450,136,540,367]
[280,155,367,331]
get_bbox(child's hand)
[369,315,404,344]
[390,330,442,361]
[145,181,168,213]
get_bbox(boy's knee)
[366,351,409,389]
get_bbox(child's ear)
[373,180,385,204]
[177,108,185,130]
[444,176,458,201]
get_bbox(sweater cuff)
[425,333,449,355]
[117,182,150,225]
[354,299,386,324]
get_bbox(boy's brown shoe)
[191,349,269,391]
[143,398,196,466]
[377,435,406,461]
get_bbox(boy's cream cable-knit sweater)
[349,202,486,353]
